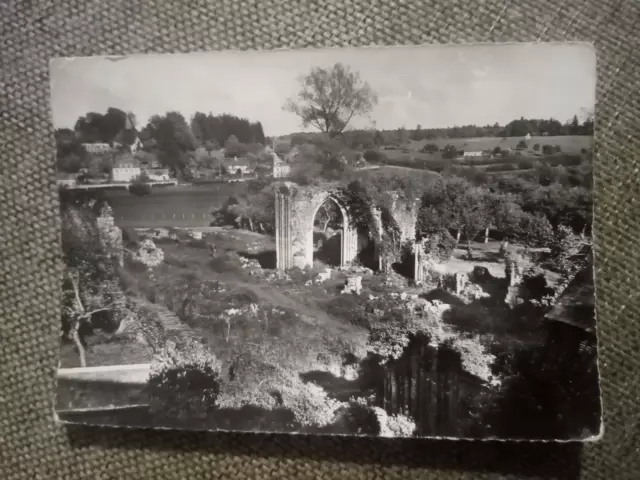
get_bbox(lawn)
[406,136,592,154]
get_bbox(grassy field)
[377,136,592,166]
[406,136,592,153]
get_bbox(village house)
[223,156,254,176]
[57,173,78,188]
[463,150,484,157]
[268,147,291,178]
[144,167,171,182]
[81,143,114,155]
[111,154,141,182]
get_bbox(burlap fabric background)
[1,1,639,478]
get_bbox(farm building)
[82,143,113,155]
[111,154,141,182]
[463,151,484,157]
[223,157,254,176]
[57,173,78,188]
[271,151,291,178]
[144,168,171,182]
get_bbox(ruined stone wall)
[275,182,357,270]
[388,194,419,245]
[275,183,419,273]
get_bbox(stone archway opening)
[312,197,344,267]
[274,181,420,274]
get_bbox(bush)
[541,144,554,155]
[421,143,439,154]
[147,340,222,420]
[518,159,535,170]
[129,182,152,196]
[217,354,344,428]
[363,150,388,164]
[516,140,528,150]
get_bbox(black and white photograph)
[53,43,600,440]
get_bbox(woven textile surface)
[1,1,638,478]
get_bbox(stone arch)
[275,182,357,270]
[308,193,357,267]
[275,181,420,274]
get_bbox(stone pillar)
[342,223,358,265]
[275,190,292,270]
[415,238,426,283]
[370,206,384,271]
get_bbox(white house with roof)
[111,154,141,182]
[463,150,484,157]
[82,143,114,155]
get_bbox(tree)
[442,144,458,160]
[284,63,378,137]
[542,144,554,155]
[143,112,197,176]
[421,143,439,154]
[516,140,528,150]
[203,140,219,155]
[533,143,540,152]
[458,187,493,258]
[60,202,124,367]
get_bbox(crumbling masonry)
[274,182,420,273]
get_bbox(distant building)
[82,143,114,155]
[57,173,77,188]
[223,157,253,176]
[463,151,484,157]
[112,113,143,153]
[144,168,171,182]
[111,154,141,182]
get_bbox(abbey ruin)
[274,181,421,275]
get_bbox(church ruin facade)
[274,181,421,273]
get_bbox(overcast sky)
[50,43,596,137]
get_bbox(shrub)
[541,144,554,155]
[217,354,344,428]
[128,182,151,196]
[516,140,528,150]
[337,399,417,437]
[363,150,389,164]
[147,340,222,420]
[518,159,535,170]
[421,143,439,154]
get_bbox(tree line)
[55,107,267,178]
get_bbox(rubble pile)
[342,276,363,295]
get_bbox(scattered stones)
[190,231,203,240]
[342,276,363,295]
[133,239,164,268]
[314,267,332,284]
[337,265,373,275]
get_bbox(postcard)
[52,42,600,440]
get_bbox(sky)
[49,43,596,138]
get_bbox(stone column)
[341,223,358,265]
[370,206,384,271]
[275,190,292,270]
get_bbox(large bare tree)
[284,63,378,137]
